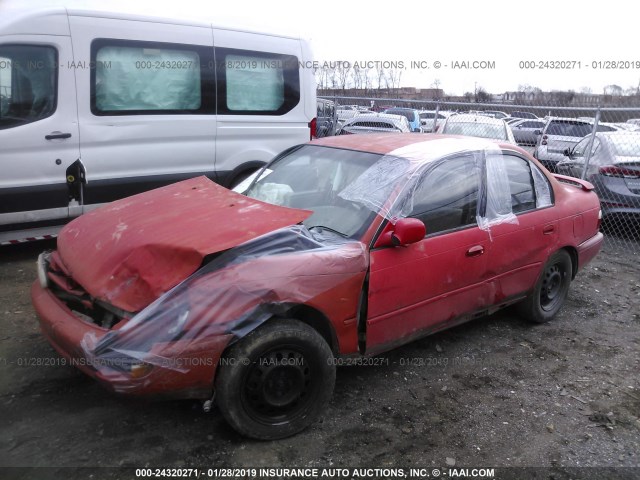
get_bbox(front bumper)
[31,281,232,399]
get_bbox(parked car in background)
[419,110,454,132]
[336,108,360,125]
[511,111,538,120]
[557,132,640,223]
[338,113,410,135]
[614,122,640,132]
[483,110,509,119]
[440,114,516,144]
[534,118,618,172]
[384,107,423,132]
[511,118,546,146]
[32,133,603,440]
[316,99,336,138]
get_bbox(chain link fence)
[318,95,640,256]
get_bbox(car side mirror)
[563,148,571,157]
[534,129,542,135]
[379,218,426,247]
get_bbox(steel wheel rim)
[540,263,564,311]
[241,347,314,425]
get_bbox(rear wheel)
[215,319,335,440]
[517,250,572,323]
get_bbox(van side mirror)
[379,218,426,247]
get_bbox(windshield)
[245,145,384,238]
[443,121,506,140]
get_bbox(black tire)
[517,250,572,323]
[215,319,335,440]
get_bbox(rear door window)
[91,39,214,115]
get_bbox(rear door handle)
[466,245,485,257]
[45,132,72,140]
[543,225,556,235]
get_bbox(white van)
[0,8,316,244]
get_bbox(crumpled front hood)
[57,177,311,312]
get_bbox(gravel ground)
[0,238,638,480]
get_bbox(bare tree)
[335,62,351,92]
[375,66,386,92]
[604,84,623,96]
[386,69,402,91]
[475,86,491,103]
[350,64,364,91]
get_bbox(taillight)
[598,165,640,178]
[309,117,317,140]
[541,134,548,146]
[597,209,602,230]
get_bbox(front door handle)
[45,132,72,140]
[466,245,485,257]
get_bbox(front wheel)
[215,319,335,440]
[517,250,572,323]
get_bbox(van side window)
[216,48,300,115]
[0,45,57,130]
[90,39,215,115]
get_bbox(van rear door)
[0,36,80,231]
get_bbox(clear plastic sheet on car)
[80,225,367,384]
[339,137,519,230]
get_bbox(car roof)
[597,131,640,139]
[546,117,592,123]
[343,113,406,124]
[445,114,506,125]
[385,107,418,112]
[312,133,514,156]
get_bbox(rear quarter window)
[216,48,300,115]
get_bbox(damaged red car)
[32,134,603,439]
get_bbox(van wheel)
[215,319,335,440]
[517,250,572,323]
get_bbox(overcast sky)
[3,0,639,95]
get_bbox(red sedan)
[32,134,603,439]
